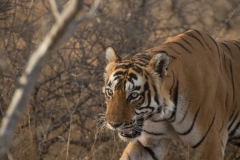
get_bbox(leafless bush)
[0,0,240,159]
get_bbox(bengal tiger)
[103,29,240,160]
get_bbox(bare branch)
[77,0,101,22]
[0,0,100,155]
[49,0,62,19]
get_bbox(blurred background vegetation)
[0,0,240,159]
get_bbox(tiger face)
[103,47,174,141]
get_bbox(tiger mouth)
[118,118,144,139]
[118,129,141,139]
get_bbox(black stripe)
[229,103,237,122]
[114,71,127,76]
[144,147,158,160]
[219,121,224,133]
[223,53,227,73]
[192,112,216,148]
[186,32,205,50]
[107,81,112,87]
[127,153,132,160]
[135,111,148,115]
[135,54,151,62]
[172,42,191,54]
[123,79,127,91]
[231,142,240,147]
[143,129,165,136]
[221,43,232,55]
[152,85,159,105]
[127,78,134,85]
[206,34,220,60]
[137,58,149,64]
[168,106,176,122]
[181,37,194,49]
[129,73,138,80]
[224,89,228,112]
[193,30,211,50]
[231,41,240,50]
[115,78,124,89]
[166,45,182,54]
[178,104,191,124]
[137,141,158,160]
[219,137,224,148]
[173,80,179,105]
[230,60,237,124]
[142,82,151,107]
[228,111,239,131]
[169,70,176,96]
[144,72,149,80]
[152,50,177,58]
[135,62,147,67]
[178,106,201,135]
[206,34,222,73]
[115,64,133,70]
[138,82,151,106]
[113,76,122,81]
[169,55,177,59]
[147,89,151,107]
[229,60,235,105]
[132,65,143,73]
[144,81,149,90]
[218,121,225,148]
[234,40,240,45]
[134,85,141,91]
[228,136,240,147]
[138,105,155,112]
[229,120,240,137]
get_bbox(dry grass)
[0,0,240,159]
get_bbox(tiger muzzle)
[108,121,123,129]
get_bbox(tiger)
[103,29,240,160]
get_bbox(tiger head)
[103,47,174,141]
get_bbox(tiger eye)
[131,93,138,98]
[107,89,113,97]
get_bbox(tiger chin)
[103,30,240,160]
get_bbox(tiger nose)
[108,122,123,129]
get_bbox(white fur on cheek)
[133,76,143,86]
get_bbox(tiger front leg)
[120,138,171,160]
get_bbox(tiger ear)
[106,47,122,64]
[148,52,170,79]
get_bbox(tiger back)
[103,30,240,160]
